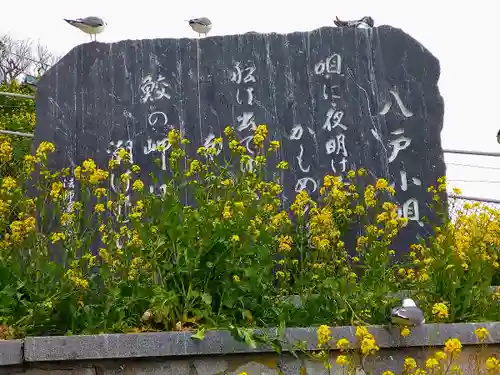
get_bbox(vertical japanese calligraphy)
[229,61,258,172]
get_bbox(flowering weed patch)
[0,124,498,339]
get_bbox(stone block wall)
[1,323,500,375]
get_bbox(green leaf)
[201,293,212,306]
[243,332,257,349]
[191,327,206,341]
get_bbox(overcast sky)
[3,0,500,201]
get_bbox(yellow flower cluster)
[309,207,340,252]
[74,159,109,185]
[444,338,462,357]
[486,357,500,372]
[278,235,293,252]
[65,268,89,289]
[0,138,13,162]
[336,337,350,351]
[8,216,36,244]
[316,324,331,347]
[475,327,489,342]
[404,357,417,371]
[432,302,449,319]
[253,124,268,147]
[335,354,349,366]
[290,190,311,218]
[355,326,379,356]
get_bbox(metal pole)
[0,91,35,100]
[443,149,500,158]
[0,129,34,138]
[448,194,500,205]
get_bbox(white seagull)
[64,17,107,42]
[334,16,375,29]
[186,17,212,37]
[390,298,425,326]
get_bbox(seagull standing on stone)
[390,298,425,326]
[186,17,212,37]
[64,17,107,42]
[334,16,374,29]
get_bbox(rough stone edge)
[0,339,23,366]
[15,322,500,363]
[41,24,411,82]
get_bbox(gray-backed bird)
[64,17,107,42]
[187,17,212,37]
[334,16,374,29]
[497,129,500,144]
[390,298,425,326]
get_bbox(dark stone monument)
[34,25,446,255]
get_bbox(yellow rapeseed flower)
[336,338,350,350]
[382,371,395,375]
[61,213,75,226]
[360,335,379,356]
[268,140,280,152]
[432,303,449,319]
[335,355,349,366]
[400,327,411,337]
[426,357,439,369]
[82,159,97,173]
[474,327,489,342]
[1,176,16,191]
[357,168,367,176]
[222,204,232,220]
[120,172,130,183]
[486,357,500,372]
[36,141,55,159]
[375,178,389,190]
[50,232,66,244]
[224,126,235,138]
[404,357,417,371]
[0,140,13,162]
[252,124,268,147]
[278,235,293,252]
[434,351,447,361]
[132,179,145,192]
[355,326,370,339]
[291,190,311,217]
[444,338,462,357]
[49,181,64,200]
[317,325,331,347]
[364,185,376,207]
[65,268,89,288]
[93,188,107,198]
[167,129,181,146]
[276,161,288,170]
[95,203,105,213]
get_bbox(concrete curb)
[0,339,23,366]
[0,322,498,364]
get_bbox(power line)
[448,179,500,184]
[446,162,500,170]
[444,149,500,158]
